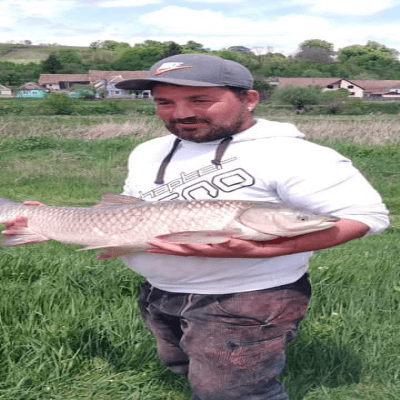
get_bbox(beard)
[165,111,249,143]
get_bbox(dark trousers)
[140,274,311,400]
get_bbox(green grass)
[0,113,399,399]
[0,44,114,65]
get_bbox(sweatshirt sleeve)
[274,140,390,235]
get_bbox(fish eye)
[297,215,310,221]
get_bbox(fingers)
[3,216,28,229]
[147,239,205,256]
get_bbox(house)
[38,71,150,98]
[17,82,48,98]
[275,77,400,99]
[39,74,90,91]
[0,84,12,97]
[89,70,150,98]
[276,78,364,97]
[352,80,400,99]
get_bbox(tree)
[338,41,399,63]
[296,39,335,64]
[253,79,275,103]
[101,40,130,51]
[41,53,63,74]
[90,40,103,51]
[320,88,351,114]
[299,39,335,53]
[112,42,165,70]
[162,41,183,58]
[182,41,206,52]
[228,46,252,54]
[272,85,323,110]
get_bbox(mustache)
[168,117,212,125]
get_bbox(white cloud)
[0,3,16,27]
[139,6,331,37]
[182,0,244,3]
[291,0,400,15]
[98,0,162,7]
[135,6,400,53]
[2,0,79,19]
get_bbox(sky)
[2,0,400,55]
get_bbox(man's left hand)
[146,219,369,258]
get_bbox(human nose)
[171,101,196,119]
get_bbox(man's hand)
[146,219,369,258]
[2,201,44,235]
[146,236,292,258]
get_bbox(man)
[113,54,389,400]
[5,54,389,400]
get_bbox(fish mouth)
[325,216,340,223]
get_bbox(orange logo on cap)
[154,62,193,76]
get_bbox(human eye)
[154,99,173,106]
[192,98,212,104]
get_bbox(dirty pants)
[140,274,311,400]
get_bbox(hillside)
[0,43,100,64]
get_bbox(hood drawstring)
[211,136,233,166]
[155,136,234,184]
[155,138,182,184]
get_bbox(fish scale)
[0,194,339,259]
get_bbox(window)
[347,85,354,89]
[115,90,120,95]
[327,85,333,89]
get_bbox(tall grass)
[0,112,399,399]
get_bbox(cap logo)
[154,62,193,76]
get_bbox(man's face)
[152,85,258,143]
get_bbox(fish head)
[238,204,340,237]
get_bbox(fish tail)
[1,227,50,247]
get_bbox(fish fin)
[156,230,232,244]
[1,227,50,246]
[76,245,144,259]
[93,193,145,208]
[236,207,276,235]
[96,247,143,260]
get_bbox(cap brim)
[115,77,224,90]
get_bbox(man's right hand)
[2,201,45,234]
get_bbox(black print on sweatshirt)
[139,158,255,201]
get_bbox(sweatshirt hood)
[155,118,305,184]
[177,118,305,148]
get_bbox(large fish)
[0,194,339,259]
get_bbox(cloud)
[2,0,79,19]
[182,0,244,3]
[0,3,16,27]
[138,6,330,37]
[97,0,162,7]
[290,0,400,15]
[135,6,400,53]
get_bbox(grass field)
[0,44,109,64]
[0,106,399,399]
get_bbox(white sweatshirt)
[122,118,389,294]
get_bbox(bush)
[40,93,77,115]
[272,85,323,110]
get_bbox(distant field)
[0,44,110,64]
[0,110,399,399]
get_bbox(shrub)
[40,93,77,115]
[272,85,323,110]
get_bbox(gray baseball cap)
[115,54,253,90]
